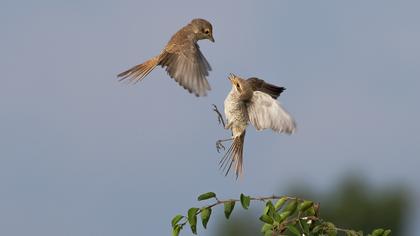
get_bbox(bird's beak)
[209,35,215,42]
[228,73,235,83]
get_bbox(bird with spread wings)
[118,19,214,97]
[213,74,296,179]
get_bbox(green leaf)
[325,222,338,236]
[371,228,385,236]
[306,206,316,216]
[266,201,276,217]
[287,225,301,236]
[298,200,314,213]
[261,223,272,233]
[259,214,274,224]
[264,230,274,236]
[197,192,216,201]
[224,201,235,219]
[262,206,269,215]
[274,196,288,210]
[272,211,281,222]
[187,208,199,234]
[312,225,322,233]
[299,219,310,234]
[383,229,392,236]
[171,215,184,228]
[240,193,251,209]
[284,199,298,215]
[345,230,361,236]
[200,207,211,229]
[279,210,291,222]
[172,225,181,236]
[187,207,199,220]
[189,223,197,234]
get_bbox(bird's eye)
[236,83,240,88]
[204,29,210,35]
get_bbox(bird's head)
[191,18,215,42]
[228,74,253,101]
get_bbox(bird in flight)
[213,74,296,178]
[118,18,214,97]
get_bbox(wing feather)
[247,91,296,133]
[246,77,285,99]
[159,43,211,96]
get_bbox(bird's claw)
[212,104,226,127]
[217,115,223,125]
[216,140,226,153]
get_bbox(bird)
[117,18,215,97]
[213,74,296,178]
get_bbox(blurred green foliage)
[214,176,410,236]
[319,177,409,235]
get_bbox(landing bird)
[118,18,214,97]
[213,74,296,178]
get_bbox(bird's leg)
[213,104,232,152]
[212,104,226,128]
[216,137,233,153]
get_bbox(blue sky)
[1,0,419,235]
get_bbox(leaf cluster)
[171,192,392,236]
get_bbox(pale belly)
[224,94,249,137]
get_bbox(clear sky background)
[1,0,419,235]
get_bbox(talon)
[212,104,226,127]
[216,140,226,153]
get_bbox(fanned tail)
[117,56,159,84]
[219,131,246,179]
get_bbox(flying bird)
[118,18,214,97]
[213,74,296,178]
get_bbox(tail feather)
[219,131,246,179]
[219,142,235,174]
[117,56,159,83]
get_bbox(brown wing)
[159,41,211,97]
[246,77,285,99]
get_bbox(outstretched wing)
[159,42,211,97]
[247,91,296,133]
[246,77,285,99]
